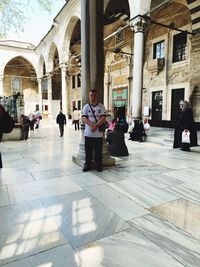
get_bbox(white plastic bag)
[182,130,190,144]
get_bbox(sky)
[4,0,66,46]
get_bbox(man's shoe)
[97,167,102,172]
[82,164,90,172]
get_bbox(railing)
[0,93,23,122]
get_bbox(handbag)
[88,104,107,132]
[182,130,190,144]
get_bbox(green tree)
[0,0,55,38]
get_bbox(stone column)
[37,78,43,112]
[0,75,4,96]
[73,0,91,165]
[47,73,53,118]
[60,64,67,115]
[128,48,133,119]
[81,0,90,106]
[130,18,145,120]
[89,0,104,102]
[73,0,115,167]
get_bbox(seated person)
[106,123,129,157]
[129,119,145,142]
[143,117,150,136]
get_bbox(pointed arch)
[47,42,60,73]
[38,55,46,78]
[62,12,81,63]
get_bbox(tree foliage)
[0,0,55,38]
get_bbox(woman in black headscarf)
[173,100,197,151]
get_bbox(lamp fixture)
[114,48,133,56]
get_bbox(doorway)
[113,106,126,120]
[152,91,163,121]
[171,88,184,121]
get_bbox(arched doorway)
[3,56,37,120]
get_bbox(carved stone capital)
[130,17,145,33]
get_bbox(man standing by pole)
[82,89,106,172]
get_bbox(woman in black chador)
[106,123,129,157]
[173,100,197,151]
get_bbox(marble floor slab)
[86,183,149,220]
[0,169,34,186]
[0,200,45,233]
[137,173,184,189]
[109,179,179,208]
[77,227,183,267]
[30,168,66,181]
[164,168,200,186]
[2,244,84,267]
[129,213,200,267]
[41,190,131,248]
[0,186,9,207]
[142,149,200,170]
[0,202,68,265]
[7,177,83,204]
[151,198,200,239]
[95,169,127,183]
[166,183,200,206]
[107,159,170,179]
[3,157,39,169]
[69,172,105,188]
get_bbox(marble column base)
[2,125,22,141]
[72,128,115,167]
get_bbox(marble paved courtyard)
[0,121,200,267]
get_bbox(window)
[11,77,21,92]
[42,79,47,91]
[72,75,76,89]
[153,40,165,59]
[115,30,124,44]
[72,101,76,110]
[77,74,81,88]
[173,32,187,62]
[78,100,81,110]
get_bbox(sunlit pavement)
[0,120,200,266]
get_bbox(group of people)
[1,91,199,172]
[20,111,42,140]
[80,89,198,172]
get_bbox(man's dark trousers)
[85,136,102,168]
[59,124,64,136]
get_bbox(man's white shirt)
[82,103,106,138]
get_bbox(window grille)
[173,32,187,62]
[153,40,165,59]
[115,30,124,44]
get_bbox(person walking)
[82,89,107,172]
[56,110,66,137]
[34,110,41,129]
[72,108,80,130]
[173,100,197,151]
[28,112,36,131]
[20,114,30,140]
